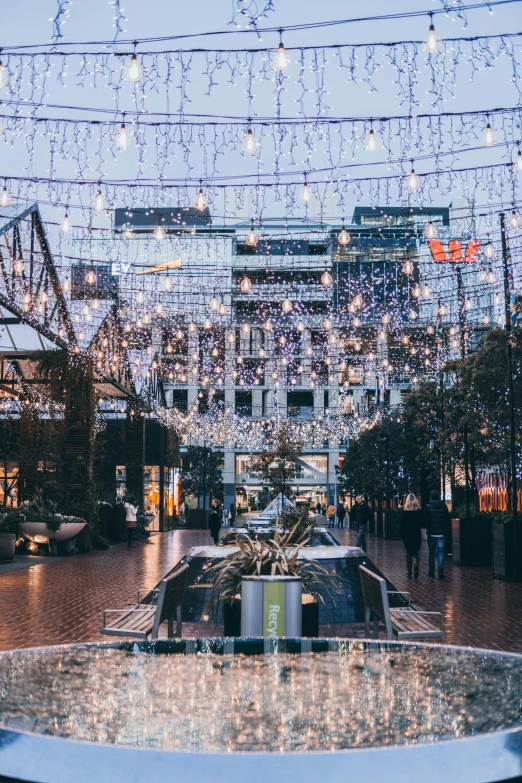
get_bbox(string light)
[92,187,107,211]
[124,52,143,82]
[484,240,495,258]
[195,186,208,211]
[242,127,259,155]
[510,210,520,229]
[114,120,131,150]
[282,296,293,313]
[338,220,351,246]
[483,120,496,147]
[364,126,381,152]
[406,164,421,192]
[240,276,252,292]
[154,222,166,241]
[321,269,333,286]
[60,212,71,233]
[246,222,258,247]
[274,31,291,71]
[301,179,312,203]
[424,15,442,53]
[424,220,437,239]
[0,186,11,207]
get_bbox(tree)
[182,445,223,510]
[248,422,302,500]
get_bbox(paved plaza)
[1,527,521,653]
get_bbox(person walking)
[209,507,222,545]
[316,501,322,516]
[229,503,236,526]
[349,494,371,551]
[401,493,423,578]
[424,489,451,579]
[336,501,346,529]
[326,503,336,528]
[124,496,138,548]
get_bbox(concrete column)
[252,389,263,418]
[301,328,312,387]
[223,450,236,514]
[327,450,339,507]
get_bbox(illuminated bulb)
[424,20,442,53]
[483,315,491,325]
[282,296,292,313]
[62,278,70,291]
[124,228,134,240]
[324,317,332,329]
[478,268,487,282]
[510,210,520,229]
[154,222,166,241]
[163,275,172,291]
[61,212,71,233]
[421,284,431,297]
[40,291,48,303]
[364,128,381,152]
[212,347,219,357]
[484,241,495,259]
[403,259,414,275]
[0,62,8,88]
[382,312,390,324]
[338,224,351,246]
[246,224,258,246]
[352,294,363,308]
[353,316,361,327]
[465,298,472,310]
[136,290,144,304]
[23,293,31,305]
[515,149,522,174]
[195,188,207,211]
[189,322,196,332]
[13,258,23,274]
[242,323,250,333]
[155,302,163,315]
[144,313,151,324]
[86,269,96,285]
[263,319,272,331]
[402,335,409,345]
[301,181,312,203]
[274,35,291,70]
[378,330,386,340]
[406,167,421,192]
[297,321,305,332]
[114,122,131,150]
[0,186,11,207]
[449,326,456,336]
[242,128,259,155]
[425,220,437,239]
[92,188,106,211]
[210,296,218,310]
[438,303,447,316]
[487,270,495,284]
[305,346,313,356]
[367,352,375,361]
[203,318,212,329]
[124,53,143,82]
[483,122,495,147]
[321,269,333,286]
[259,348,266,358]
[427,325,435,335]
[219,303,226,315]
[240,276,252,292]
[279,335,286,345]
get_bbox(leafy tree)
[182,445,223,510]
[248,422,302,500]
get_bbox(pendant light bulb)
[92,188,107,211]
[424,19,442,53]
[338,220,351,246]
[274,33,291,71]
[240,276,252,292]
[154,222,166,241]
[61,212,71,234]
[483,121,496,147]
[136,290,144,304]
[364,127,381,152]
[321,269,333,286]
[516,149,522,174]
[406,166,421,192]
[242,127,259,155]
[301,181,312,203]
[210,296,219,310]
[163,274,172,291]
[0,186,11,207]
[282,296,293,313]
[510,210,520,229]
[0,62,8,89]
[425,220,437,239]
[484,240,495,259]
[124,53,143,82]
[114,121,131,150]
[195,187,208,211]
[402,259,414,275]
[246,223,258,247]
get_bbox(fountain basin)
[0,639,521,783]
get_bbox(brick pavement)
[1,527,522,652]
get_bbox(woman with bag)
[400,493,423,578]
[124,495,139,548]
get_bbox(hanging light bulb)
[409,309,418,320]
[321,269,333,286]
[478,268,487,282]
[487,270,495,284]
[195,187,208,211]
[424,16,442,53]
[124,53,143,82]
[421,283,432,297]
[301,180,312,203]
[353,316,361,327]
[484,240,495,259]
[352,293,363,308]
[114,120,131,150]
[382,312,391,324]
[124,228,134,240]
[438,303,448,316]
[364,127,381,152]
[483,120,496,147]
[0,61,8,89]
[92,187,107,211]
[240,275,252,292]
[60,212,71,234]
[279,335,286,345]
[219,303,226,315]
[510,210,520,229]
[246,222,258,246]
[274,32,291,70]
[155,302,163,315]
[136,290,144,304]
[465,298,472,310]
[483,315,491,325]
[13,258,23,274]
[210,296,219,310]
[189,322,197,332]
[242,127,259,155]
[263,319,272,331]
[0,186,11,207]
[406,165,421,192]
[282,296,293,313]
[515,149,522,174]
[242,322,250,333]
[323,317,332,330]
[402,259,414,275]
[62,277,71,291]
[163,274,172,291]
[425,220,437,239]
[154,222,166,241]
[297,321,305,332]
[203,318,212,329]
[338,220,351,246]
[85,269,96,285]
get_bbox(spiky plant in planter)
[205,524,338,616]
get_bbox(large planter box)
[452,517,492,566]
[21,521,87,544]
[0,532,16,561]
[224,593,319,637]
[383,511,402,540]
[186,509,209,529]
[241,576,302,637]
[492,521,515,578]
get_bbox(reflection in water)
[0,644,521,751]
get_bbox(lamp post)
[499,213,518,574]
[455,264,471,520]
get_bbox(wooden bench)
[359,565,443,641]
[101,564,189,640]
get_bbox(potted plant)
[491,511,515,578]
[451,507,493,566]
[19,499,86,556]
[206,524,337,638]
[0,509,24,560]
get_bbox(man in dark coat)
[336,502,346,529]
[349,494,372,551]
[424,489,451,579]
[209,508,222,545]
